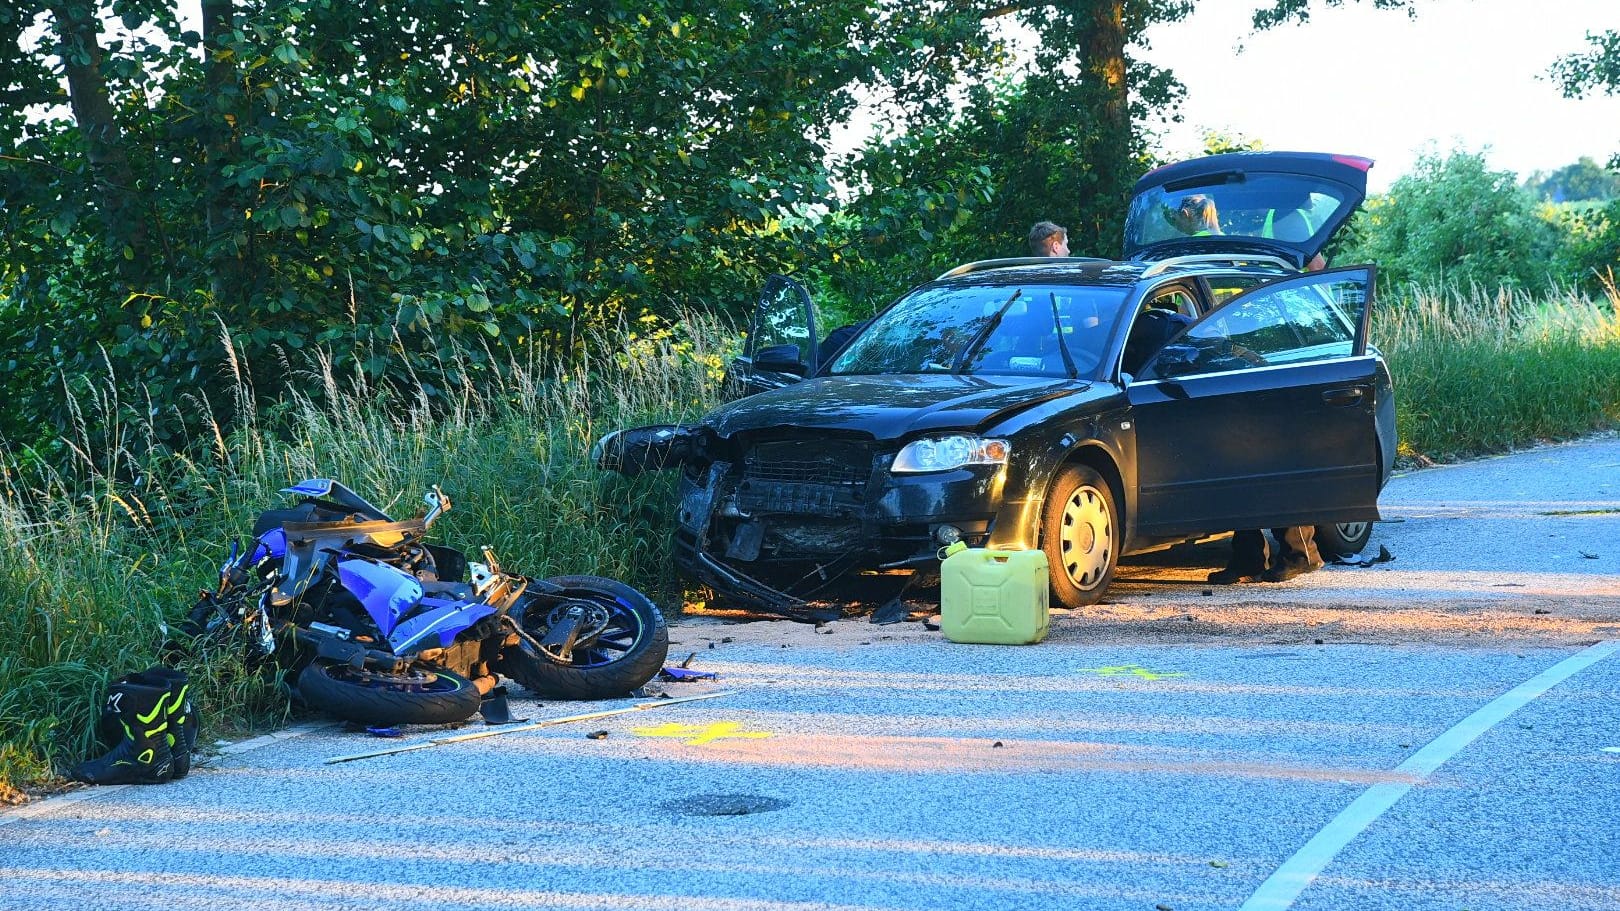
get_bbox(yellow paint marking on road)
[1081,663,1187,682]
[632,721,774,745]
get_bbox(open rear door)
[725,274,819,398]
[1124,152,1373,269]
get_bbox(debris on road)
[323,691,734,764]
[660,667,719,682]
[1332,545,1395,568]
[586,730,609,740]
[478,686,526,725]
[869,597,907,625]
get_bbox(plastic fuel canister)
[939,543,1050,645]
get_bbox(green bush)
[1342,150,1563,292]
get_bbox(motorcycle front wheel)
[497,575,670,701]
[296,662,482,725]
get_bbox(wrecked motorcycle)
[183,479,669,724]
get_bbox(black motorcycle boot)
[141,667,197,779]
[70,679,174,785]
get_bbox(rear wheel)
[1315,521,1373,557]
[496,576,669,701]
[1040,465,1119,609]
[296,663,482,725]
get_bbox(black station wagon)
[596,152,1396,612]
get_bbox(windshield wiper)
[1049,292,1079,377]
[954,288,1022,373]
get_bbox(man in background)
[1028,221,1069,257]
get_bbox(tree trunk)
[1079,0,1128,251]
[51,2,146,259]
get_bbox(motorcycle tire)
[497,575,670,701]
[296,662,482,726]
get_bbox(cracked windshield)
[828,284,1130,377]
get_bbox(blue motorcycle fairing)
[338,558,425,637]
[251,527,288,562]
[389,598,499,654]
[281,479,392,522]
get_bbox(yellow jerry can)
[939,543,1050,645]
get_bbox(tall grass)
[1378,280,1620,459]
[0,312,734,789]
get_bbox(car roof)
[930,255,1294,290]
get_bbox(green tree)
[1525,157,1620,203]
[0,0,996,452]
[1340,150,1562,291]
[1552,29,1620,99]
[829,0,1191,310]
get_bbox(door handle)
[1321,385,1369,407]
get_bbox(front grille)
[743,440,871,486]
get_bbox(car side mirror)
[754,343,807,375]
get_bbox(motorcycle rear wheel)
[297,662,482,725]
[497,575,669,701]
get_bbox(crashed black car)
[596,152,1396,612]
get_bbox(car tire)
[1315,521,1373,558]
[1040,464,1119,609]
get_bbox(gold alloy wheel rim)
[1059,484,1112,590]
[1335,521,1369,540]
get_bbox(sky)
[1140,0,1620,192]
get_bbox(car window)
[1205,275,1269,306]
[829,284,1131,378]
[1141,269,1372,379]
[1145,285,1198,317]
[748,276,815,367]
[1126,175,1349,249]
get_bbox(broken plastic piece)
[869,597,907,625]
[366,726,402,738]
[660,667,719,682]
[1331,545,1394,568]
[478,685,528,725]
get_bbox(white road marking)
[1240,639,1620,911]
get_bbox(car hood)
[703,374,1088,441]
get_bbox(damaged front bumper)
[672,448,1006,613]
[595,425,1020,615]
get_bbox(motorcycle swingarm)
[295,625,409,674]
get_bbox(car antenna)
[955,288,1022,373]
[1048,291,1079,377]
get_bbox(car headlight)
[892,435,1011,473]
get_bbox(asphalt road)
[4,437,1618,911]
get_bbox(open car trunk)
[1123,151,1373,269]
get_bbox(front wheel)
[496,576,669,701]
[296,663,482,726]
[1040,464,1119,609]
[1315,521,1373,557]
